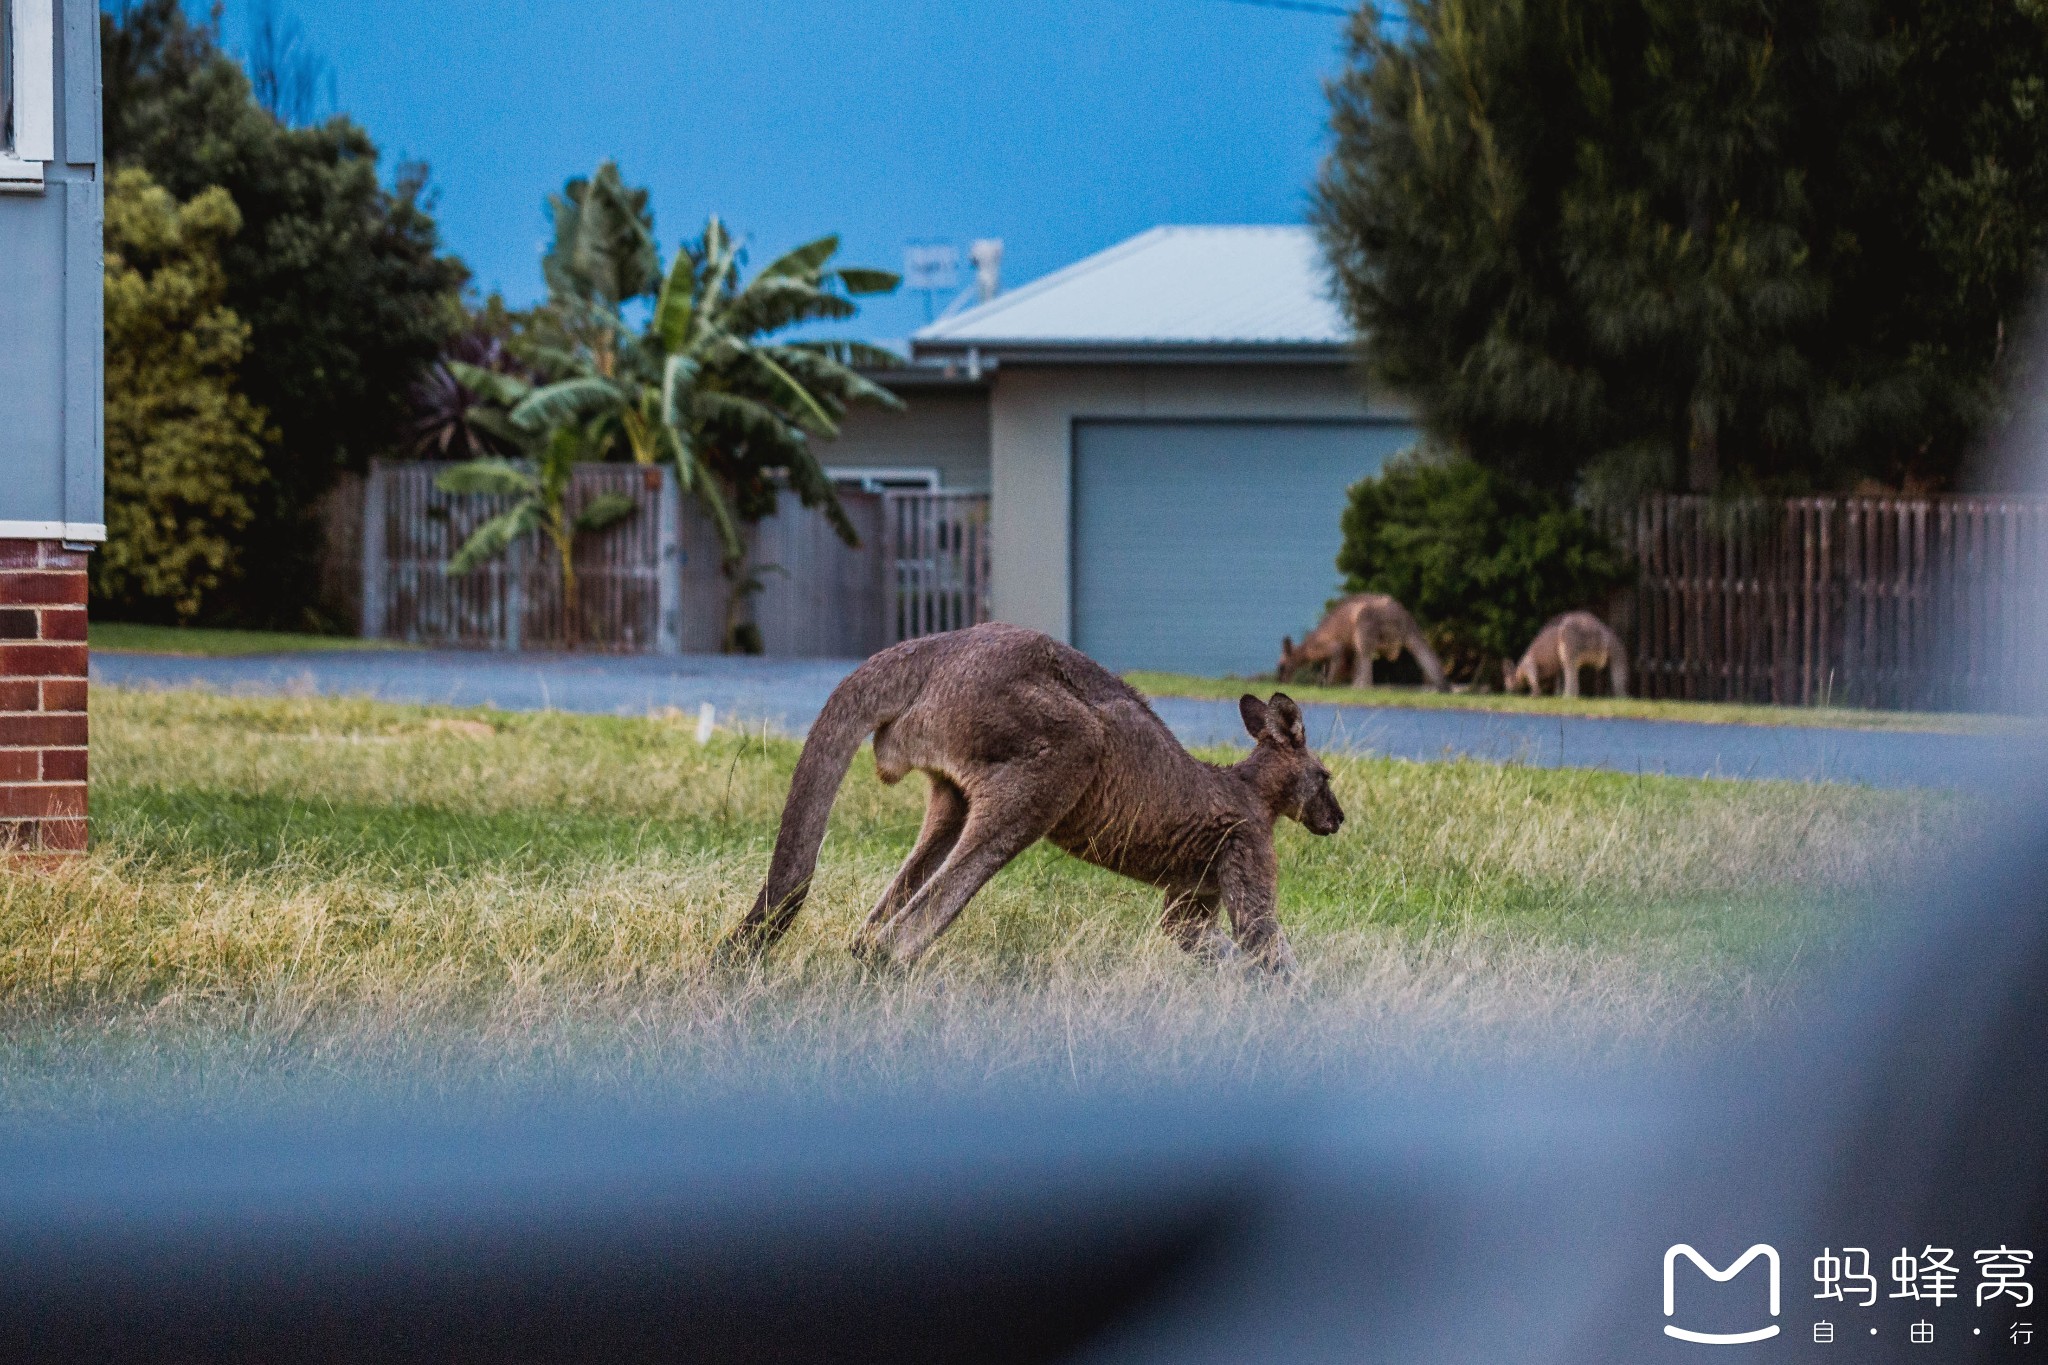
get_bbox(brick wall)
[0,540,88,854]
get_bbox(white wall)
[987,363,1408,640]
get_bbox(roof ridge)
[910,224,1344,352]
[915,227,1171,341]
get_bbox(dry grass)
[0,687,1967,1111]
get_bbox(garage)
[1071,418,1417,676]
[909,226,1418,667]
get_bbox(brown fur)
[723,623,1344,973]
[1277,594,1447,691]
[1503,611,1630,698]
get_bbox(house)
[825,226,1418,677]
[0,0,102,855]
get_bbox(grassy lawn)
[0,687,1962,1110]
[89,622,411,656]
[1128,670,2029,734]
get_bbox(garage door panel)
[1071,420,1416,676]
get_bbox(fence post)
[657,465,682,656]
[360,458,387,641]
[504,525,526,653]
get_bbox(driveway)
[91,648,2039,790]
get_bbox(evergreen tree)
[1316,0,2048,499]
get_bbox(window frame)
[0,0,53,193]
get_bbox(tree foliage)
[96,169,273,622]
[433,433,636,650]
[1316,0,2048,500]
[1336,453,1633,681]
[449,162,901,649]
[102,0,467,625]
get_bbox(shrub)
[1335,454,1632,683]
[97,169,272,622]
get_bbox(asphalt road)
[91,648,2040,790]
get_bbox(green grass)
[89,622,412,656]
[1128,669,2033,734]
[0,687,1965,1109]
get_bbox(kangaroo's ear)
[1239,694,1270,740]
[1267,693,1307,748]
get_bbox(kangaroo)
[723,622,1343,974]
[1277,594,1448,691]
[1503,611,1630,698]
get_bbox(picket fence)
[1619,494,2048,712]
[360,460,991,655]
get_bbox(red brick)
[38,544,88,571]
[41,748,86,781]
[39,608,86,641]
[0,543,38,570]
[0,784,86,818]
[0,752,38,782]
[0,644,86,677]
[39,679,85,712]
[35,818,87,852]
[0,714,86,747]
[0,572,85,606]
[0,681,37,710]
[0,609,35,640]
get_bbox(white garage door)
[1071,419,1417,676]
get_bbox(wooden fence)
[361,461,990,655]
[884,491,992,644]
[1620,494,2048,711]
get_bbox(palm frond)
[788,339,907,370]
[726,276,858,335]
[653,250,700,355]
[435,458,537,498]
[741,349,842,437]
[677,451,745,564]
[446,362,533,409]
[447,505,540,574]
[511,376,626,431]
[755,235,839,281]
[573,491,638,534]
[694,390,803,449]
[762,345,905,411]
[831,267,899,295]
[778,439,861,548]
[661,353,703,430]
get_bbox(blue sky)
[184,0,1354,342]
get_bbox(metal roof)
[910,226,1349,362]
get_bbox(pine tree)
[1315,0,2048,499]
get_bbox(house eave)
[907,339,1354,368]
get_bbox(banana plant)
[455,163,902,650]
[434,426,636,650]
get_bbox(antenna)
[903,243,961,322]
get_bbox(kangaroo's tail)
[721,642,935,958]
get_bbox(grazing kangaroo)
[723,623,1343,973]
[1277,594,1448,691]
[1504,611,1630,697]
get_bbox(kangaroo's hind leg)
[1559,638,1582,697]
[1160,886,1237,961]
[862,775,967,933]
[866,746,1095,965]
